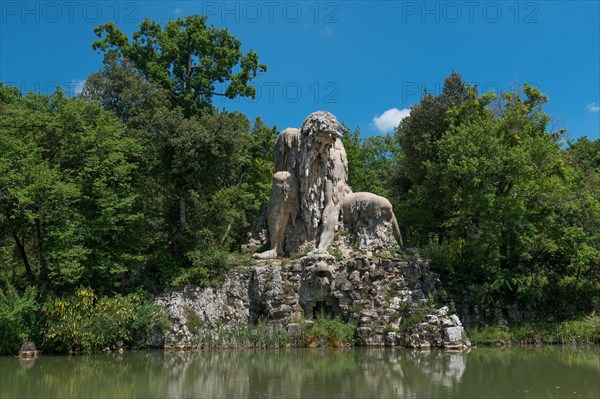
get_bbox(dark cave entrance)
[310,300,338,319]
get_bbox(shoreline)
[7,316,600,360]
[4,343,600,360]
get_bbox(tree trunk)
[12,231,33,279]
[35,220,48,287]
[179,197,187,233]
[220,221,233,246]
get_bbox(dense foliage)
[0,87,143,292]
[0,282,38,354]
[0,15,597,353]
[343,126,399,199]
[42,288,166,353]
[393,74,600,318]
[0,16,274,354]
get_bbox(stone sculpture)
[299,259,337,319]
[342,192,403,248]
[254,111,403,259]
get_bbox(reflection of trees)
[1,354,139,398]
[155,349,361,398]
[0,348,598,398]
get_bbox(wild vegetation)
[0,15,598,354]
[392,74,599,320]
[466,316,600,346]
[194,313,356,350]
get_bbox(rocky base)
[403,306,470,349]
[154,245,470,350]
[154,270,252,350]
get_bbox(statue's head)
[301,111,343,155]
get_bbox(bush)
[171,246,232,288]
[398,306,426,335]
[305,313,356,347]
[0,283,39,355]
[541,277,600,318]
[41,288,166,353]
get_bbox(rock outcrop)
[155,270,252,350]
[155,247,470,350]
[18,341,38,358]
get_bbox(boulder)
[19,342,37,358]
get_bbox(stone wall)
[454,298,543,327]
[154,249,470,350]
[154,270,252,350]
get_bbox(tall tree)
[419,82,599,315]
[82,26,274,286]
[394,72,479,243]
[0,85,143,291]
[92,15,266,116]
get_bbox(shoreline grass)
[466,316,600,346]
[195,313,356,350]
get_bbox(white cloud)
[586,102,600,112]
[372,108,411,133]
[174,8,182,16]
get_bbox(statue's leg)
[317,201,340,251]
[254,172,297,259]
[316,180,341,251]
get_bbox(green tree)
[394,72,479,243]
[419,82,600,316]
[92,15,266,117]
[81,49,275,288]
[343,127,398,199]
[0,85,143,291]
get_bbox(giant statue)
[254,111,403,259]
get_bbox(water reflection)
[149,349,471,399]
[18,357,36,370]
[1,347,598,398]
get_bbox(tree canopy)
[392,74,600,316]
[92,15,266,116]
[0,85,143,291]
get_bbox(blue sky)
[1,1,598,140]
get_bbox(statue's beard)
[305,145,331,170]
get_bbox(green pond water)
[1,347,598,398]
